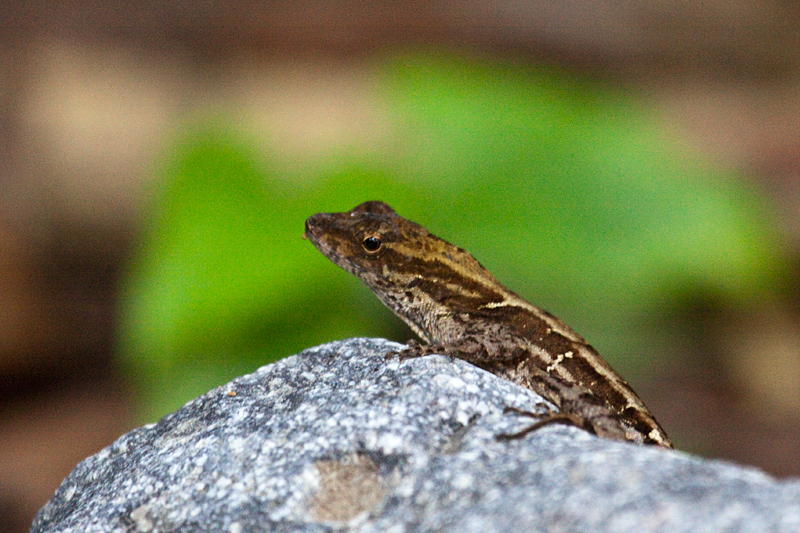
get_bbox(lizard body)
[303,201,672,448]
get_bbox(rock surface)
[31,338,800,533]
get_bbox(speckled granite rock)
[31,338,800,533]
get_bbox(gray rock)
[31,338,800,533]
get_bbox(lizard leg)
[495,406,595,441]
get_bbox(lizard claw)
[496,406,592,441]
[384,351,400,361]
[385,341,447,362]
[384,342,421,361]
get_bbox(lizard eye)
[362,236,382,253]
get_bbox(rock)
[30,338,800,533]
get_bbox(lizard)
[303,200,673,448]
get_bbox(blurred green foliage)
[118,51,788,422]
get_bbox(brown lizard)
[303,201,672,448]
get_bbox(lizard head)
[303,201,423,281]
[305,200,469,341]
[304,201,507,339]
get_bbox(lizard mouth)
[303,217,334,256]
[302,218,319,242]
[303,216,368,277]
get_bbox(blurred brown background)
[2,2,800,532]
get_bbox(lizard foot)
[495,406,595,441]
[384,340,447,361]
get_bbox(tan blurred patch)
[721,305,800,418]
[18,40,185,223]
[222,57,392,179]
